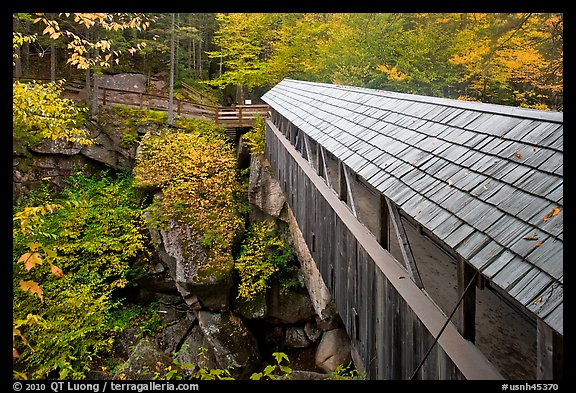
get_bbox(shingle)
[491,257,532,291]
[264,79,563,335]
[443,222,476,249]
[469,240,506,270]
[524,122,562,145]
[544,303,562,335]
[527,281,563,320]
[481,249,516,278]
[508,268,552,304]
[455,230,492,260]
[525,237,563,279]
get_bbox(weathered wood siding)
[266,119,501,380]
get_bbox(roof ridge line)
[281,79,563,124]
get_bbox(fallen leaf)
[534,241,542,248]
[523,235,539,241]
[514,152,523,159]
[13,348,19,359]
[543,207,561,221]
[447,179,454,186]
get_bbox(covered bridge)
[261,79,563,379]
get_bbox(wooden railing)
[180,81,220,107]
[265,117,503,380]
[15,77,269,128]
[215,104,270,128]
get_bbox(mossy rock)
[234,291,267,320]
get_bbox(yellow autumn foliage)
[134,127,244,254]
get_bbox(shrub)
[13,171,152,379]
[13,80,90,150]
[134,128,244,254]
[242,115,266,155]
[110,106,168,147]
[234,221,295,301]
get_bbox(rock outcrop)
[315,328,353,373]
[114,338,175,380]
[247,153,355,374]
[145,211,235,312]
[197,311,261,379]
[14,86,356,378]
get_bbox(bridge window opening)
[312,233,316,252]
[353,307,360,341]
[330,264,334,290]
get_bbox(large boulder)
[197,311,261,379]
[266,284,316,324]
[146,211,234,311]
[80,119,132,170]
[113,338,174,380]
[248,155,287,220]
[13,153,102,202]
[174,325,219,377]
[315,328,353,373]
[284,326,313,348]
[156,311,197,355]
[28,139,83,155]
[233,292,267,320]
[97,73,147,93]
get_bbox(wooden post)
[386,197,423,289]
[338,160,348,203]
[379,193,390,251]
[342,163,358,217]
[239,106,243,127]
[303,133,313,165]
[457,258,476,343]
[316,142,323,177]
[537,319,563,380]
[320,146,331,189]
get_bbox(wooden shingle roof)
[262,79,563,335]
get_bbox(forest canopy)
[13,12,563,110]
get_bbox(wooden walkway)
[18,78,270,130]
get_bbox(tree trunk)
[91,29,101,116]
[175,13,180,82]
[84,27,92,106]
[22,18,31,75]
[50,43,56,82]
[14,45,22,78]
[237,84,245,105]
[13,16,22,78]
[49,13,57,82]
[168,13,176,126]
[199,37,203,78]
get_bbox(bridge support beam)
[537,319,563,379]
[338,160,358,217]
[386,197,423,289]
[457,258,477,343]
[379,194,390,251]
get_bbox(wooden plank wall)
[265,118,495,380]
